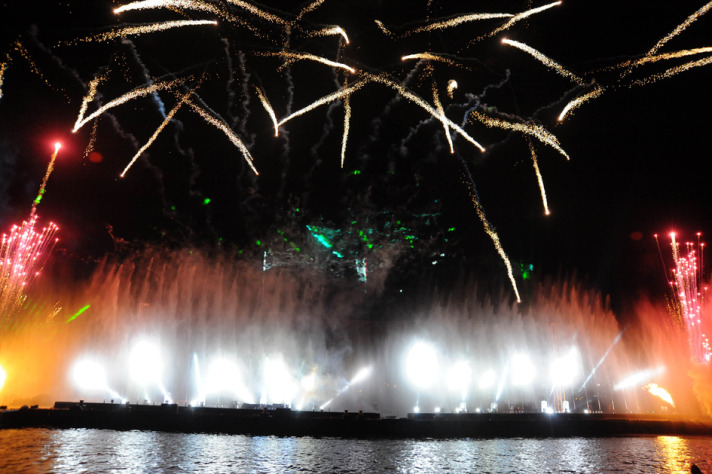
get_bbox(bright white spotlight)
[510,353,536,386]
[206,356,255,404]
[446,360,471,396]
[0,365,6,391]
[129,340,163,386]
[300,371,317,392]
[404,340,438,390]
[550,347,582,387]
[350,366,372,385]
[479,369,496,390]
[263,355,297,405]
[72,359,108,392]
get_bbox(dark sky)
[1,0,711,310]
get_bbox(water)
[1,429,710,473]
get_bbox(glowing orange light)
[54,142,62,151]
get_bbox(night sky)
[1,0,711,312]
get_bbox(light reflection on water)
[0,429,711,473]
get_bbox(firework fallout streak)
[120,89,194,177]
[114,0,226,17]
[647,1,712,57]
[432,81,454,154]
[264,52,356,73]
[340,91,351,168]
[78,20,218,43]
[72,78,186,132]
[447,79,458,98]
[408,13,513,34]
[225,0,288,25]
[528,141,550,215]
[295,0,326,21]
[0,62,7,100]
[401,53,458,67]
[631,55,712,87]
[557,85,605,121]
[464,178,521,303]
[254,85,279,136]
[501,38,585,85]
[611,47,712,70]
[306,26,349,44]
[277,80,368,127]
[471,1,562,43]
[469,110,568,160]
[185,99,259,175]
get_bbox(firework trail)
[121,89,194,177]
[401,53,459,68]
[363,72,486,152]
[295,0,326,21]
[501,38,585,86]
[277,79,368,127]
[610,47,712,71]
[557,85,605,121]
[30,143,61,217]
[463,178,521,303]
[76,20,218,43]
[0,215,59,324]
[340,84,352,168]
[528,141,550,215]
[447,79,458,99]
[306,26,349,44]
[631,55,712,87]
[0,61,7,101]
[373,20,395,38]
[647,1,712,58]
[185,98,258,175]
[432,81,454,154]
[263,51,356,74]
[408,13,513,35]
[225,0,288,25]
[469,110,568,159]
[253,85,279,136]
[471,1,562,44]
[72,77,186,132]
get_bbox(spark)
[632,55,712,87]
[432,81,454,154]
[253,85,279,136]
[373,20,395,38]
[447,79,458,98]
[120,89,194,177]
[408,13,513,34]
[185,98,259,175]
[558,85,605,121]
[469,110,568,159]
[502,38,585,85]
[644,383,675,407]
[364,72,485,152]
[277,80,368,127]
[306,26,349,44]
[263,51,356,74]
[528,141,550,215]
[72,77,186,132]
[78,20,218,43]
[401,52,458,67]
[463,178,521,303]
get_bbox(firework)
[528,141,550,216]
[253,85,279,136]
[0,215,59,323]
[470,1,562,43]
[263,51,356,74]
[73,78,187,133]
[557,85,605,122]
[657,232,710,364]
[185,98,259,175]
[401,53,459,68]
[501,38,585,86]
[31,142,61,217]
[340,86,351,168]
[306,26,349,44]
[120,89,193,177]
[646,1,712,58]
[295,0,326,21]
[115,0,227,18]
[277,79,368,127]
[408,13,513,35]
[431,81,454,154]
[469,110,568,160]
[0,61,7,101]
[632,55,712,87]
[77,20,218,43]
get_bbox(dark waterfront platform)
[2,402,712,438]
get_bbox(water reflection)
[656,436,690,474]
